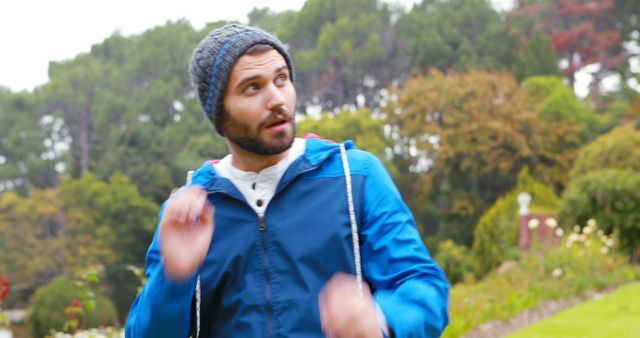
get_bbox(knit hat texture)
[189,24,296,135]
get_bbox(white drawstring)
[186,170,202,338]
[339,143,364,299]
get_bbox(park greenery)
[0,0,639,337]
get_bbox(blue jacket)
[125,138,449,338]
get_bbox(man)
[125,24,449,338]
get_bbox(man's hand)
[160,186,215,281]
[319,273,384,338]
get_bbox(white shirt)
[213,138,306,216]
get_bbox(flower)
[555,228,564,237]
[583,225,593,235]
[545,218,557,228]
[0,275,9,302]
[528,218,540,230]
[573,225,581,233]
[601,247,609,254]
[587,219,597,228]
[552,268,563,278]
[71,299,82,308]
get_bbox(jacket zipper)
[259,215,274,337]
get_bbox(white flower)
[597,230,604,237]
[552,268,563,278]
[545,218,557,228]
[555,228,565,237]
[583,225,593,235]
[528,218,540,230]
[587,218,597,228]
[606,239,615,247]
[601,247,609,254]
[573,225,581,233]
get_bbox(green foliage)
[0,174,157,314]
[396,0,519,73]
[570,124,640,180]
[434,240,472,285]
[60,173,157,317]
[30,277,117,338]
[559,169,640,257]
[280,0,394,107]
[444,221,640,337]
[0,87,56,193]
[297,109,390,158]
[511,33,561,81]
[522,76,605,140]
[0,189,65,307]
[471,168,559,277]
[298,108,399,178]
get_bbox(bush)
[471,168,559,277]
[444,220,640,338]
[559,168,640,257]
[569,124,640,180]
[30,277,118,338]
[434,240,473,285]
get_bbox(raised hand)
[160,186,215,281]
[319,273,384,338]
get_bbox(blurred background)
[0,0,639,337]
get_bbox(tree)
[279,0,396,109]
[395,0,519,74]
[0,88,58,193]
[44,54,109,176]
[521,75,605,139]
[386,69,581,244]
[513,0,628,94]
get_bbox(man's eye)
[275,74,288,85]
[244,84,259,94]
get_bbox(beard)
[221,108,295,156]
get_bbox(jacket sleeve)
[125,202,197,338]
[359,154,450,338]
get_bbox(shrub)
[471,168,559,277]
[559,168,640,257]
[569,124,640,180]
[434,240,473,285]
[29,277,118,338]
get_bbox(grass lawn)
[507,282,640,338]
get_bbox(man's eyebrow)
[234,65,289,90]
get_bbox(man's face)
[221,49,296,156]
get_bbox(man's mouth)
[267,120,289,128]
[264,115,291,130]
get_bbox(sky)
[0,0,515,93]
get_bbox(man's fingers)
[188,189,207,223]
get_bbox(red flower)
[71,299,82,308]
[0,275,9,301]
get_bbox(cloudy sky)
[0,0,513,92]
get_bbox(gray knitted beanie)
[189,24,296,135]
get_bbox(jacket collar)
[190,137,355,199]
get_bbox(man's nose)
[266,83,286,111]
